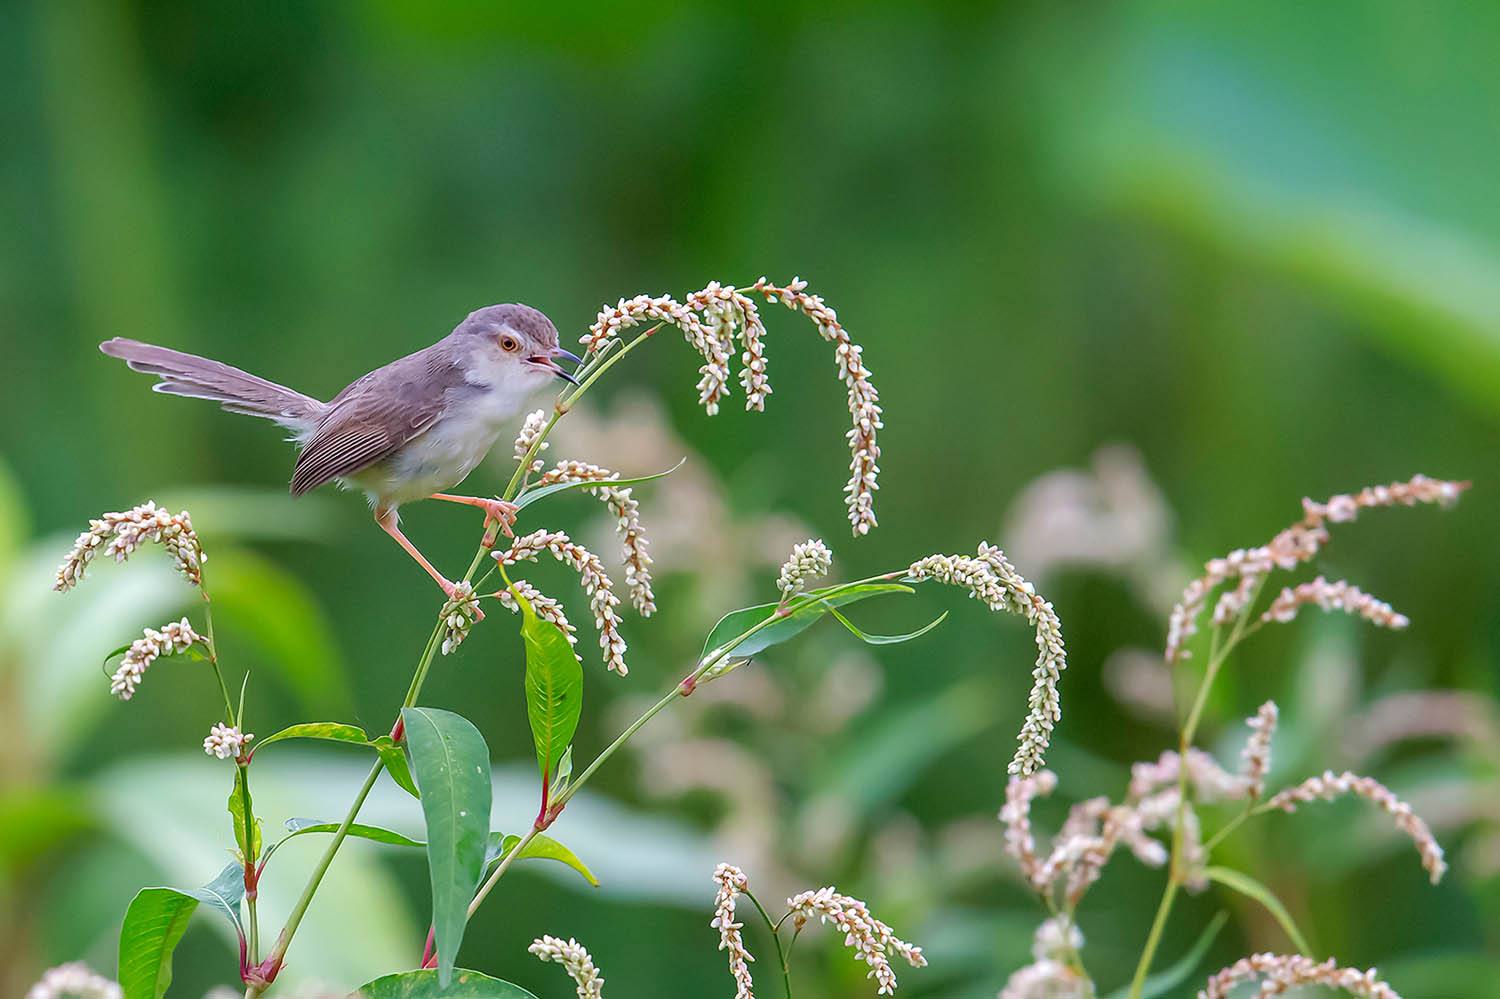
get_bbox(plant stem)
[744,890,794,999]
[467,826,540,918]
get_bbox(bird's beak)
[551,346,583,366]
[528,352,580,385]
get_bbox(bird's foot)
[478,498,519,540]
[440,578,486,622]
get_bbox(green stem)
[467,826,540,918]
[744,889,793,999]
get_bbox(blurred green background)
[3,1,1498,996]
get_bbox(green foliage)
[699,583,913,663]
[516,585,583,787]
[118,864,244,999]
[402,707,493,988]
[227,766,261,861]
[356,969,538,998]
[512,458,685,510]
[1102,912,1227,999]
[1205,866,1313,957]
[486,831,598,887]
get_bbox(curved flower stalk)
[711,864,756,999]
[1200,953,1400,999]
[493,578,581,660]
[776,538,832,599]
[1165,474,1466,664]
[537,460,656,615]
[109,618,204,700]
[582,277,881,536]
[907,542,1066,775]
[53,499,204,591]
[785,886,927,995]
[1261,576,1408,629]
[529,935,606,999]
[496,529,628,674]
[1266,770,1446,884]
[1241,701,1279,800]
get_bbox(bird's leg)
[374,507,484,619]
[428,493,519,541]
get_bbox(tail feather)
[100,338,326,430]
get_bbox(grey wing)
[289,347,460,496]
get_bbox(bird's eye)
[499,334,521,353]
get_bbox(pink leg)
[428,493,519,538]
[375,507,479,616]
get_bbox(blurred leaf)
[373,734,421,798]
[513,457,685,510]
[1102,911,1227,999]
[260,818,425,869]
[200,548,350,715]
[402,707,492,988]
[824,604,947,645]
[699,582,913,663]
[0,456,29,574]
[1382,953,1500,999]
[516,584,582,786]
[0,785,95,877]
[227,767,261,861]
[254,721,372,753]
[118,863,244,999]
[356,968,537,998]
[486,831,598,887]
[1204,865,1313,956]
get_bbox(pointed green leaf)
[227,767,261,861]
[824,605,948,645]
[515,585,583,785]
[401,707,492,988]
[372,735,421,799]
[259,817,428,870]
[513,458,685,510]
[1205,866,1314,956]
[355,968,538,998]
[699,582,913,663]
[118,863,245,999]
[484,831,599,887]
[252,721,370,753]
[1103,911,1228,999]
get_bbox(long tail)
[100,338,326,430]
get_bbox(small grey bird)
[101,304,580,600]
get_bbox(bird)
[100,303,581,602]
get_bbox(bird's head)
[458,303,581,388]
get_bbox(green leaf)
[824,605,948,645]
[485,831,599,887]
[513,457,686,510]
[260,818,427,869]
[1205,865,1314,956]
[373,735,421,799]
[1102,911,1228,999]
[401,707,492,989]
[515,585,583,785]
[355,968,538,998]
[252,721,371,753]
[699,582,913,663]
[118,863,245,999]
[227,767,261,861]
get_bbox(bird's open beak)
[528,349,581,385]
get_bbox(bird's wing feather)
[289,344,465,497]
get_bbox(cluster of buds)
[776,538,832,598]
[1266,770,1446,884]
[497,529,627,674]
[529,935,606,999]
[495,579,580,661]
[537,460,656,615]
[25,963,122,999]
[1241,701,1279,800]
[439,581,481,656]
[710,864,756,999]
[54,500,204,591]
[998,918,1093,999]
[1201,953,1400,998]
[1261,576,1409,630]
[203,723,253,761]
[785,887,927,995]
[110,618,204,700]
[907,543,1066,775]
[513,409,550,474]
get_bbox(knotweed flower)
[496,529,627,674]
[999,959,1093,999]
[440,581,481,656]
[785,885,927,995]
[1165,475,1466,664]
[529,935,605,999]
[203,723,252,761]
[1000,770,1057,887]
[1261,576,1408,630]
[1241,701,1279,800]
[907,543,1066,775]
[110,618,203,700]
[54,500,204,592]
[537,460,656,615]
[1266,770,1446,883]
[1201,953,1400,999]
[25,963,122,999]
[754,277,882,536]
[514,409,550,474]
[585,293,732,414]
[710,863,756,999]
[776,538,832,598]
[1128,748,1248,803]
[688,281,772,411]
[494,579,581,661]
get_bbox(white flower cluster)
[440,581,481,656]
[203,722,252,761]
[513,409,550,474]
[776,538,832,598]
[494,579,580,661]
[54,500,204,592]
[1261,576,1409,630]
[1201,953,1401,999]
[497,529,627,674]
[1266,770,1446,884]
[529,935,605,999]
[907,543,1066,775]
[585,292,732,414]
[710,863,756,999]
[1166,475,1466,664]
[998,918,1094,999]
[1241,701,1279,800]
[784,886,927,996]
[25,962,121,999]
[110,618,203,700]
[537,460,656,615]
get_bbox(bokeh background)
[3,2,1498,996]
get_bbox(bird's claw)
[479,498,519,539]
